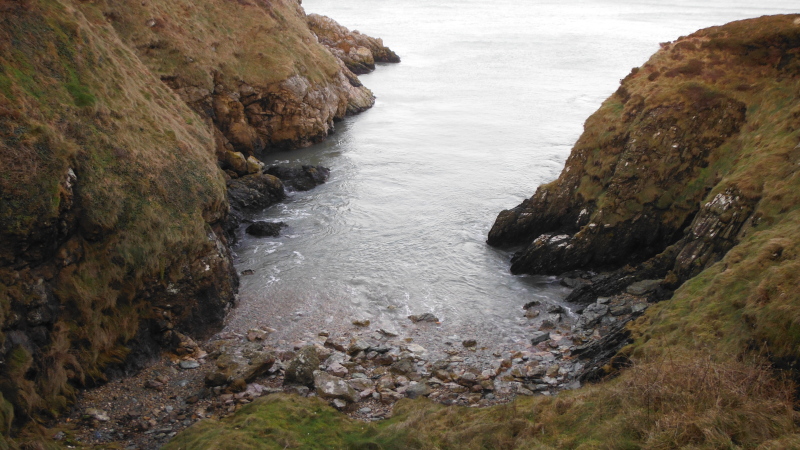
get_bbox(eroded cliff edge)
[0,0,396,440]
[490,15,800,373]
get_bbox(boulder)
[266,165,330,191]
[284,346,320,387]
[246,155,264,174]
[347,339,371,355]
[347,378,374,392]
[240,350,277,381]
[227,173,286,211]
[530,331,550,345]
[314,371,359,403]
[225,151,249,175]
[408,313,439,323]
[206,347,276,386]
[389,358,416,376]
[326,362,348,378]
[405,382,431,399]
[575,303,609,330]
[245,221,286,237]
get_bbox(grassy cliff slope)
[0,0,394,444]
[98,0,378,157]
[170,15,800,449]
[0,0,236,440]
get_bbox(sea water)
[225,0,796,351]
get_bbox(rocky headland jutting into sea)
[488,14,800,378]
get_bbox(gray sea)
[225,0,796,351]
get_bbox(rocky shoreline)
[56,254,660,448]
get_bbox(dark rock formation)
[266,165,331,191]
[486,25,792,299]
[245,221,287,238]
[490,85,747,277]
[226,173,286,211]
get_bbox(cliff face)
[98,0,389,160]
[490,14,800,368]
[0,0,395,437]
[307,13,401,75]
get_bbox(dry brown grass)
[615,354,797,449]
[97,0,340,89]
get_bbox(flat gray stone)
[610,305,632,316]
[179,360,200,370]
[314,371,359,403]
[626,279,662,296]
[530,331,550,345]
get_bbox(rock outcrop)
[489,84,747,277]
[266,165,331,192]
[490,14,800,376]
[99,0,397,158]
[490,14,799,293]
[307,13,401,74]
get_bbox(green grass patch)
[169,356,798,449]
[65,80,95,107]
[165,395,398,449]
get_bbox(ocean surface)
[224,0,796,351]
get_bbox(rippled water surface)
[225,0,796,350]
